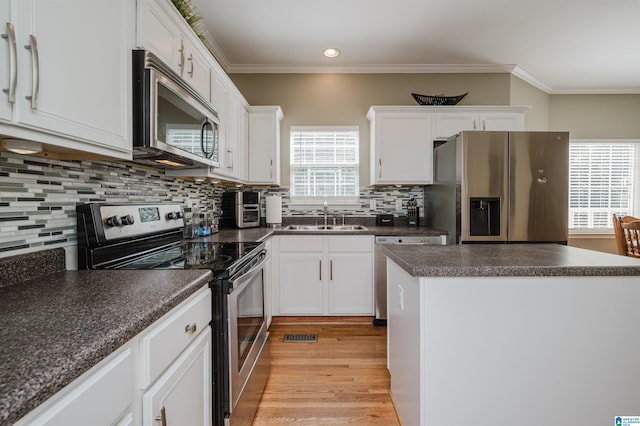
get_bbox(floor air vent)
[283,333,318,343]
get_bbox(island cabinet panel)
[273,235,374,316]
[387,257,640,426]
[386,259,422,426]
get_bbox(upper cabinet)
[211,75,249,182]
[137,0,211,101]
[433,107,527,139]
[368,106,528,185]
[0,0,133,159]
[248,106,283,185]
[368,108,434,185]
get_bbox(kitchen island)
[382,244,640,426]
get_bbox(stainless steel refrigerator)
[425,131,569,244]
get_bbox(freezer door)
[461,131,509,242]
[508,132,569,242]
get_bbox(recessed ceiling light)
[322,48,340,58]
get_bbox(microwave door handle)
[201,118,214,159]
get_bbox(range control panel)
[99,203,184,241]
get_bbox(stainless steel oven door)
[227,254,268,412]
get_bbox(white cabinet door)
[276,235,373,315]
[143,328,212,426]
[0,0,14,122]
[278,252,325,314]
[8,0,131,154]
[328,252,374,314]
[369,109,433,184]
[137,0,210,101]
[433,108,527,138]
[433,112,476,139]
[182,41,210,102]
[478,112,524,131]
[14,347,134,426]
[137,0,181,70]
[248,106,283,185]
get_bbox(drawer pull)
[185,323,197,334]
[155,406,167,426]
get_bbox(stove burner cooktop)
[115,241,262,274]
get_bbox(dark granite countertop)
[382,244,640,277]
[0,269,212,426]
[193,223,446,243]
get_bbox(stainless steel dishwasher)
[374,235,446,325]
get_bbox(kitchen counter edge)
[0,269,212,426]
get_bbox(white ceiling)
[190,0,640,94]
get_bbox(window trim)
[568,138,640,235]
[289,125,360,204]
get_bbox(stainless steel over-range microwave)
[131,49,220,169]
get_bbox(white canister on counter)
[266,195,282,226]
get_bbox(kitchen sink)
[282,224,368,231]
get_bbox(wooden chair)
[612,214,640,258]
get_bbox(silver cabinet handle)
[1,22,17,103]
[155,406,167,426]
[378,159,382,178]
[472,119,477,130]
[330,260,333,281]
[185,323,197,334]
[227,148,233,169]
[24,34,39,109]
[269,159,273,179]
[178,41,185,73]
[482,119,486,130]
[319,260,322,281]
[187,53,194,78]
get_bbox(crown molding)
[226,63,518,75]
[208,56,640,95]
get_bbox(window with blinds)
[569,140,638,230]
[290,127,359,201]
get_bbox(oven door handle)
[228,252,267,292]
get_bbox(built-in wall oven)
[76,203,270,426]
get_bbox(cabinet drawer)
[327,236,372,253]
[140,285,211,388]
[279,236,324,252]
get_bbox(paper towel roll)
[266,195,282,225]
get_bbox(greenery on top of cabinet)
[170,0,206,40]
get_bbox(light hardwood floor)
[253,317,401,425]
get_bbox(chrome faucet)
[323,201,328,227]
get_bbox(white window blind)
[290,126,359,200]
[569,140,638,230]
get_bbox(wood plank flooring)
[253,317,401,425]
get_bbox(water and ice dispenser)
[469,197,501,236]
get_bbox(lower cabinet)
[15,285,212,426]
[274,235,374,315]
[142,329,211,426]
[13,347,134,426]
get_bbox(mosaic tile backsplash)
[0,151,425,259]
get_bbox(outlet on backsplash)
[370,200,376,210]
[395,199,403,211]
